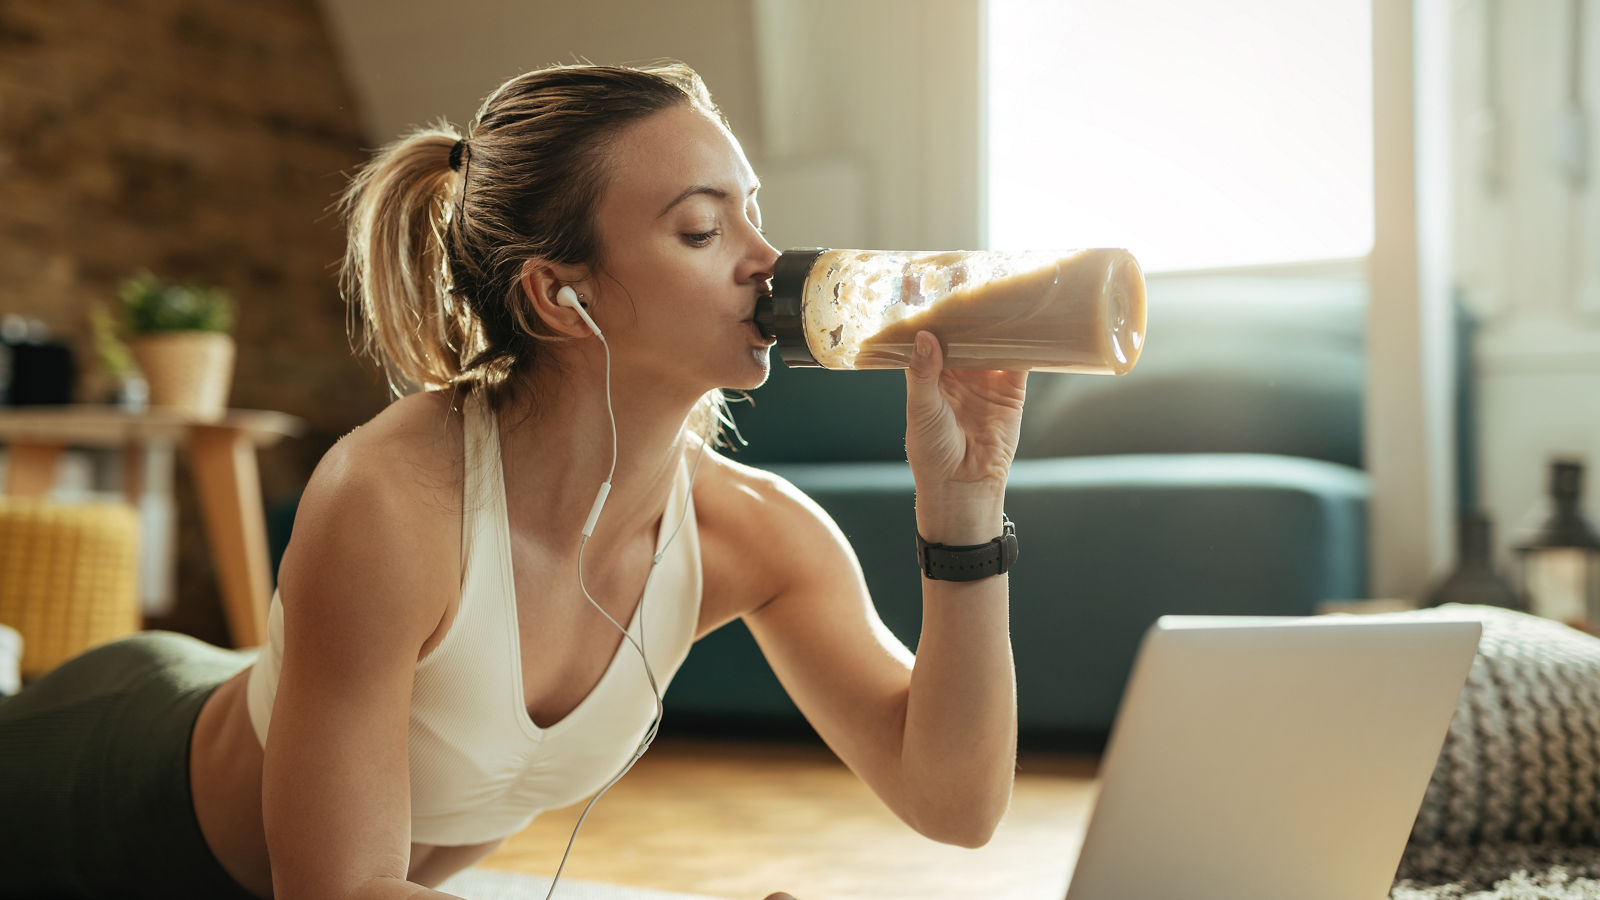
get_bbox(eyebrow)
[657,180,762,218]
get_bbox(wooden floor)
[482,735,1101,900]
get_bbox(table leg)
[188,425,271,648]
[121,440,145,505]
[4,443,64,497]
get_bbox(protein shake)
[753,248,1146,373]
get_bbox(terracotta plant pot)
[129,331,235,419]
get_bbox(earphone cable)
[542,334,715,900]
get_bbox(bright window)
[985,0,1374,273]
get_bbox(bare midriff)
[187,669,502,897]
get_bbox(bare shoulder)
[693,447,827,540]
[311,388,466,512]
[277,389,468,644]
[693,447,860,629]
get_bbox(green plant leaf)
[117,271,235,334]
[89,302,136,377]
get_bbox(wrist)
[915,484,1006,546]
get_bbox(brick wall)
[0,0,389,642]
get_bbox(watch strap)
[916,515,1018,582]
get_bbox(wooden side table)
[0,406,305,648]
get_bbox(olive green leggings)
[0,631,259,899]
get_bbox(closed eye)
[683,230,721,248]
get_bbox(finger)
[762,894,799,900]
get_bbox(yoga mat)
[438,867,727,900]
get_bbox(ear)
[518,260,594,339]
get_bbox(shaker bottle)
[753,248,1146,373]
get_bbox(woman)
[0,62,1026,899]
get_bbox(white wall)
[1452,0,1600,568]
[750,0,982,250]
[317,0,765,157]
[315,0,982,252]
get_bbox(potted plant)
[89,302,148,411]
[117,271,236,418]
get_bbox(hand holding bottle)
[905,330,1026,545]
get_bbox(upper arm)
[262,436,459,898]
[721,468,916,808]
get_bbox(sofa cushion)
[728,364,908,464]
[1017,276,1367,467]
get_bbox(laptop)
[1063,613,1482,900]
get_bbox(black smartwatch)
[916,515,1018,582]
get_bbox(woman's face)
[586,103,780,396]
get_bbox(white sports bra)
[246,390,703,845]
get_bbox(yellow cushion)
[0,500,141,678]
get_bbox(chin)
[719,344,772,392]
[746,346,774,387]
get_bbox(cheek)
[634,239,704,290]
[656,257,722,308]
[603,237,725,330]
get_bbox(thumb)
[905,330,943,410]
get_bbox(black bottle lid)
[753,248,828,368]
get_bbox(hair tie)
[448,139,467,172]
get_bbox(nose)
[743,230,781,286]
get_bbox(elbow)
[895,717,1018,848]
[905,784,1010,849]
[915,807,1004,849]
[937,820,1002,850]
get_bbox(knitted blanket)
[1371,605,1600,898]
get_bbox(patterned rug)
[1392,844,1600,898]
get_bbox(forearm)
[899,486,1019,847]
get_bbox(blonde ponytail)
[337,124,477,396]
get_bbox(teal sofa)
[665,276,1371,745]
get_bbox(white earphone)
[555,284,602,338]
